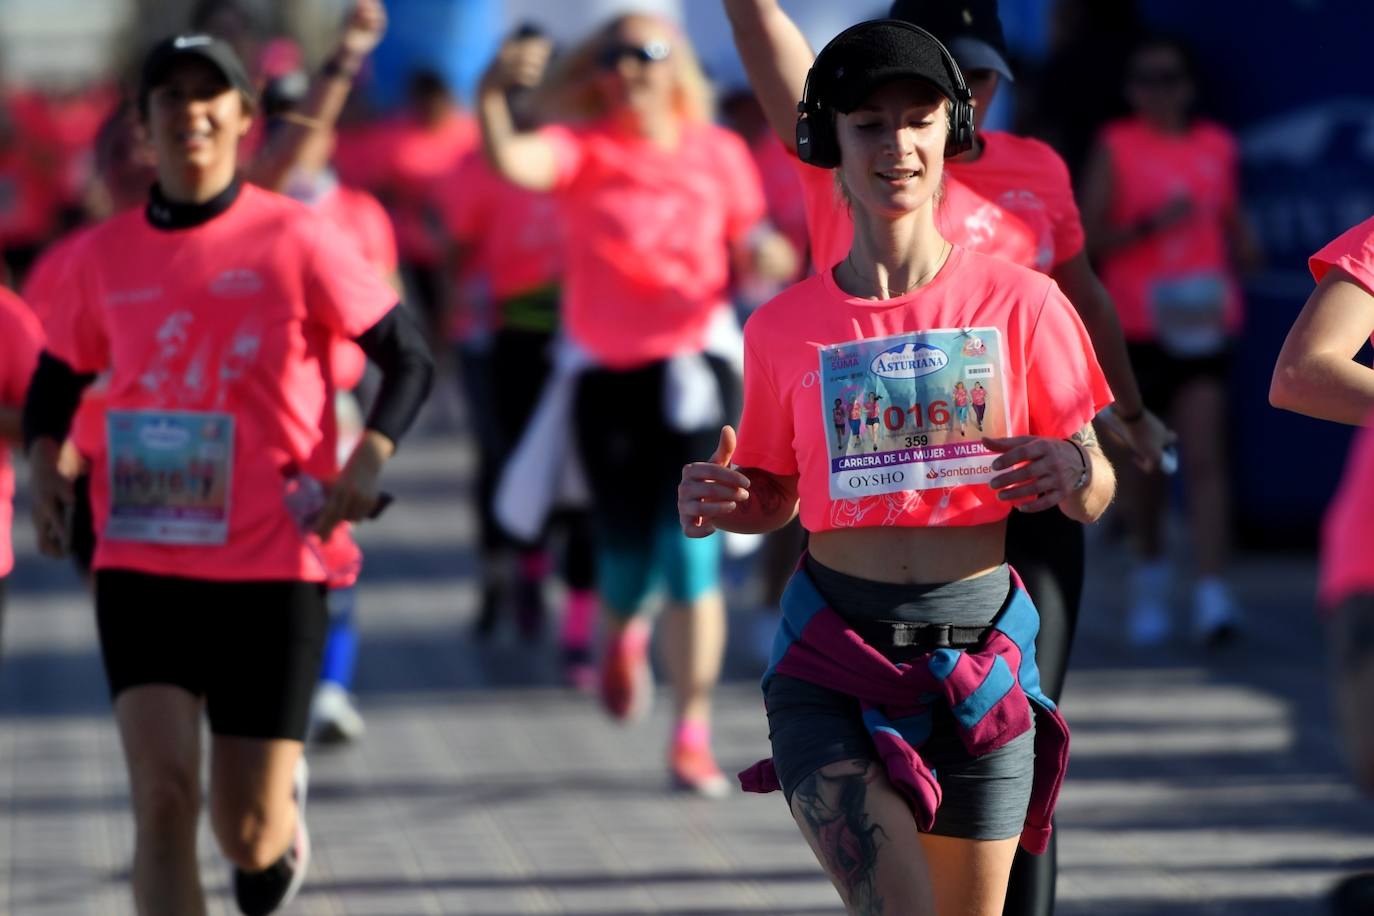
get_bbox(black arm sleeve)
[22,351,96,452]
[352,305,435,446]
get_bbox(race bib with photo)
[106,410,234,545]
[1150,272,1228,357]
[819,328,1010,500]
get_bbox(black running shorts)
[95,569,327,741]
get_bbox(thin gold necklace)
[843,241,951,298]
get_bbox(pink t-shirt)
[0,287,43,577]
[314,184,397,393]
[1321,417,1374,610]
[334,113,478,266]
[1310,214,1374,352]
[43,184,396,582]
[1095,116,1242,342]
[796,131,1085,276]
[752,131,810,275]
[23,225,110,459]
[541,119,766,368]
[734,247,1112,532]
[438,150,562,303]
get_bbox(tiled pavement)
[1,427,1368,915]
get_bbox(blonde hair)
[533,13,714,125]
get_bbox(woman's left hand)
[315,430,395,539]
[984,435,1083,513]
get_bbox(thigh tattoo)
[793,760,890,915]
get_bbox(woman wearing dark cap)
[24,35,432,915]
[682,20,1114,914]
[722,2,1169,911]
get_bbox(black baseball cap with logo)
[138,34,256,113]
[889,0,1015,82]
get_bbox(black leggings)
[1002,507,1085,916]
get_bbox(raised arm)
[247,0,387,192]
[1270,268,1374,425]
[722,0,816,152]
[477,35,559,192]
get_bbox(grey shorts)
[763,558,1036,841]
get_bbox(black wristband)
[322,55,360,80]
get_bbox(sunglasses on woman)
[597,40,671,70]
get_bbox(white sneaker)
[1193,578,1242,648]
[1127,561,1173,648]
[309,681,365,744]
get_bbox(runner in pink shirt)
[435,27,600,684]
[22,36,432,914]
[479,14,784,797]
[0,287,42,648]
[719,4,1161,908]
[1080,34,1262,650]
[1271,214,1374,425]
[679,22,1113,912]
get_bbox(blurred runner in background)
[1080,34,1261,650]
[478,12,788,796]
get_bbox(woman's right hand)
[679,426,752,537]
[481,32,554,93]
[28,438,75,558]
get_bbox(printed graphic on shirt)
[106,411,234,545]
[819,328,1009,500]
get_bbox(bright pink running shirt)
[438,150,562,303]
[795,131,1085,275]
[43,184,396,582]
[1094,116,1243,341]
[734,247,1112,532]
[541,119,766,368]
[25,226,112,459]
[0,287,42,577]
[1310,214,1374,352]
[315,184,397,392]
[1322,417,1374,611]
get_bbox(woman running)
[865,391,882,450]
[973,381,988,431]
[832,397,847,448]
[478,12,779,796]
[954,381,970,436]
[680,21,1114,913]
[23,35,433,915]
[1271,214,1374,424]
[1080,34,1260,648]
[722,2,1166,910]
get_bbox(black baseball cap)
[812,19,967,114]
[139,34,256,113]
[889,0,1014,82]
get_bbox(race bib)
[820,328,1010,500]
[106,411,234,545]
[1150,272,1228,357]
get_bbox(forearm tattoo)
[793,761,889,914]
[1070,422,1100,451]
[733,470,790,522]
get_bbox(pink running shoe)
[599,618,652,722]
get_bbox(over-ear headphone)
[796,19,975,169]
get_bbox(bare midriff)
[808,519,1008,585]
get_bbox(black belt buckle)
[892,623,954,649]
